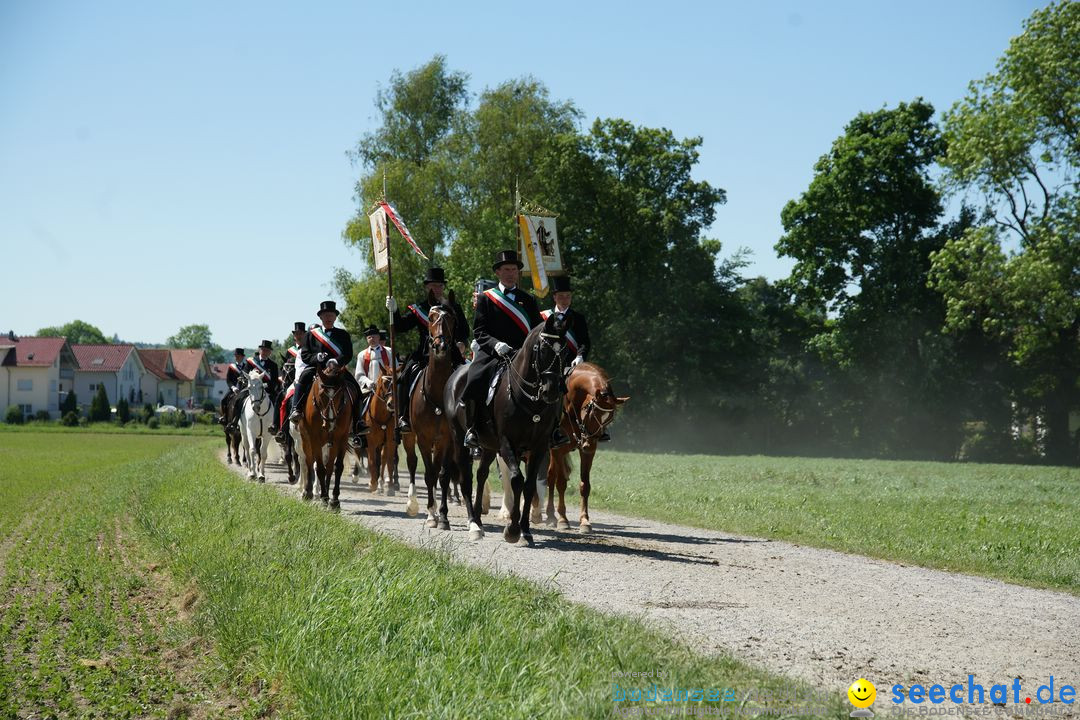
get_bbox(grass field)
[0,432,848,719]
[586,451,1080,593]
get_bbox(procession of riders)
[218,248,609,458]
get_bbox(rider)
[247,340,281,433]
[219,347,248,429]
[461,249,571,450]
[542,275,608,442]
[354,324,396,422]
[275,322,307,443]
[289,300,369,447]
[386,266,469,433]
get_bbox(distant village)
[1,332,236,420]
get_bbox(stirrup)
[550,429,572,449]
[463,428,480,450]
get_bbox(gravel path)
[222,451,1080,716]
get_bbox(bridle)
[314,368,350,431]
[505,328,564,407]
[567,389,619,446]
[247,376,271,440]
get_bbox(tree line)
[335,2,1079,464]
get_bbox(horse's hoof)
[579,521,592,534]
[258,476,266,483]
[288,478,296,485]
[247,473,256,480]
[425,517,438,529]
[519,532,534,547]
[468,522,484,541]
[226,458,233,465]
[302,492,313,501]
[439,518,450,531]
[330,500,340,511]
[548,515,559,529]
[405,498,418,517]
[321,497,329,507]
[557,519,571,531]
[385,486,395,497]
[530,510,542,525]
[503,525,520,544]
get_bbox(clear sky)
[0,0,1046,346]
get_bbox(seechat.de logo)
[849,678,877,717]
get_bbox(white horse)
[240,370,274,482]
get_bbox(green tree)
[931,0,1080,464]
[775,100,975,458]
[60,391,78,415]
[89,385,111,422]
[37,320,107,345]
[167,323,227,363]
[116,397,131,424]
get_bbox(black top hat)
[233,347,245,356]
[380,331,388,341]
[551,275,572,293]
[423,267,446,284]
[492,249,524,272]
[259,340,272,349]
[363,325,380,337]
[292,321,306,334]
[317,300,339,316]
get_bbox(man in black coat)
[289,300,369,447]
[386,266,470,433]
[247,340,281,432]
[220,347,249,429]
[461,249,570,450]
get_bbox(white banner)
[369,206,389,272]
[518,215,563,275]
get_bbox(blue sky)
[0,0,1045,346]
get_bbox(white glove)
[316,352,328,363]
[495,341,512,357]
[386,296,397,312]
[358,376,373,392]
[230,385,238,393]
[571,355,584,367]
[326,358,339,369]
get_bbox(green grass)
[1,432,848,719]
[0,420,220,436]
[586,451,1080,593]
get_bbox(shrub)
[148,417,160,429]
[34,410,52,422]
[89,385,111,422]
[176,412,191,428]
[116,397,131,424]
[142,403,155,423]
[61,411,79,427]
[78,417,89,427]
[202,400,217,413]
[60,391,78,415]
[195,412,215,425]
[5,405,24,425]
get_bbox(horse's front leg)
[469,450,496,540]
[520,448,547,547]
[500,438,524,544]
[578,447,596,533]
[367,439,380,493]
[546,450,561,528]
[531,452,548,525]
[404,436,420,517]
[330,450,344,511]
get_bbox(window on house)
[16,379,32,391]
[18,404,32,416]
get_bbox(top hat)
[292,321,306,334]
[363,325,380,337]
[492,249,524,272]
[551,275,572,293]
[317,300,339,317]
[259,340,273,349]
[233,347,245,356]
[423,267,446,284]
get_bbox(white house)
[71,344,146,410]
[210,362,230,402]
[0,334,78,419]
[137,349,180,407]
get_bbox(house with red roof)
[71,344,146,410]
[137,348,213,408]
[137,349,181,407]
[0,332,79,419]
[210,362,231,403]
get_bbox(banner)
[517,215,562,297]
[369,205,389,272]
[380,201,429,260]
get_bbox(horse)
[296,361,355,509]
[240,369,274,482]
[544,362,629,532]
[276,366,300,484]
[362,374,397,496]
[398,305,463,526]
[222,374,248,466]
[445,311,570,545]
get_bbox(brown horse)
[297,364,355,509]
[545,362,629,532]
[401,306,460,527]
[363,374,397,495]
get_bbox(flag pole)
[382,167,401,445]
[514,177,522,261]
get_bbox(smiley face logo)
[848,678,876,708]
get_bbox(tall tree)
[931,0,1080,464]
[37,320,107,345]
[775,100,972,458]
[166,324,226,363]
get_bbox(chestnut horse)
[401,306,460,527]
[297,363,355,509]
[445,311,570,545]
[545,362,629,532]
[363,374,396,496]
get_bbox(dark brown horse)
[445,311,570,545]
[363,374,396,495]
[401,306,460,527]
[297,363,355,509]
[545,362,629,532]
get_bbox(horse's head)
[532,311,572,404]
[427,305,455,359]
[318,360,344,386]
[247,370,265,401]
[375,373,394,409]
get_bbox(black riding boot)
[461,398,480,450]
